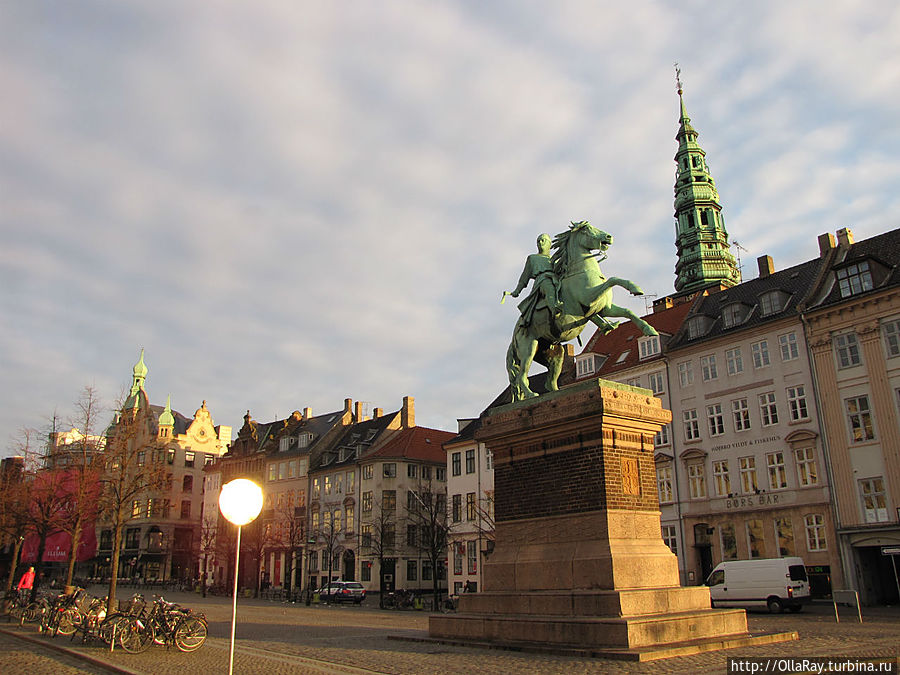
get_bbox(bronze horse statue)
[506,221,657,401]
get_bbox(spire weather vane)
[675,62,683,95]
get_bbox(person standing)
[16,566,34,601]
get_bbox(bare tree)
[406,480,450,610]
[55,387,105,588]
[271,500,306,597]
[240,516,276,598]
[360,495,397,608]
[313,510,343,593]
[197,516,217,597]
[97,400,167,614]
[0,451,30,592]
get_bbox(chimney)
[757,255,774,278]
[818,232,836,257]
[354,401,364,423]
[373,407,383,419]
[836,227,855,248]
[401,396,415,428]
[653,296,674,313]
[303,406,312,420]
[342,398,353,425]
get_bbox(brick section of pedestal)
[480,379,670,523]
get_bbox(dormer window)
[615,350,630,364]
[686,315,713,339]
[299,432,312,448]
[836,261,873,298]
[639,335,660,360]
[759,290,788,317]
[721,304,747,329]
[576,354,595,378]
[279,437,291,453]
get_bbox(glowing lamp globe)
[219,478,263,526]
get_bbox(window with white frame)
[654,424,670,447]
[739,456,758,493]
[661,525,678,554]
[726,347,744,376]
[701,354,718,381]
[759,291,787,316]
[722,304,745,329]
[712,459,731,496]
[626,377,642,388]
[834,332,862,369]
[759,392,779,426]
[687,463,706,498]
[639,335,660,359]
[683,409,700,440]
[648,371,665,394]
[575,354,595,378]
[766,451,787,489]
[779,332,799,361]
[836,261,873,298]
[804,514,827,551]
[678,361,694,388]
[794,447,818,486]
[859,477,889,523]
[656,465,673,503]
[883,319,900,358]
[845,395,875,442]
[787,385,809,421]
[687,316,710,339]
[706,403,725,436]
[732,398,751,431]
[751,340,770,368]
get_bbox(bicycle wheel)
[98,613,129,645]
[173,616,207,652]
[22,602,43,624]
[117,617,154,654]
[55,609,80,636]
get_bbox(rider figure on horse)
[509,233,563,325]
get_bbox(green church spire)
[672,67,740,294]
[129,348,148,400]
[159,394,175,427]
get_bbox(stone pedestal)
[429,379,795,659]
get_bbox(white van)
[705,557,811,613]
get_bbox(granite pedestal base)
[428,379,796,657]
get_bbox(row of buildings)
[3,86,900,605]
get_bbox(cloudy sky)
[2,1,899,455]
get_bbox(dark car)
[315,581,366,604]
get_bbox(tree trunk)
[106,524,124,616]
[31,533,49,602]
[65,520,83,588]
[4,537,24,593]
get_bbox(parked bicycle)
[117,594,207,653]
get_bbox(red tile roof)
[365,426,453,463]
[581,298,697,378]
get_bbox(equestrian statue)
[504,221,657,401]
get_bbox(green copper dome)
[159,394,175,427]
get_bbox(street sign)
[881,546,900,555]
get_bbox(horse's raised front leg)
[585,277,646,305]
[600,304,658,336]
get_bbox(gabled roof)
[311,412,397,471]
[580,300,696,378]
[806,228,900,310]
[364,426,454,464]
[667,257,822,351]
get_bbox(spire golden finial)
[675,62,683,96]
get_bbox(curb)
[0,626,142,675]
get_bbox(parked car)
[705,557,811,613]
[315,581,366,604]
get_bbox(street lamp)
[219,478,263,675]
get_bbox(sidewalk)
[1,590,898,674]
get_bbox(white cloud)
[2,0,900,445]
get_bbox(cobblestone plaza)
[1,589,897,674]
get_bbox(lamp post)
[219,478,263,675]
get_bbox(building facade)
[801,228,900,604]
